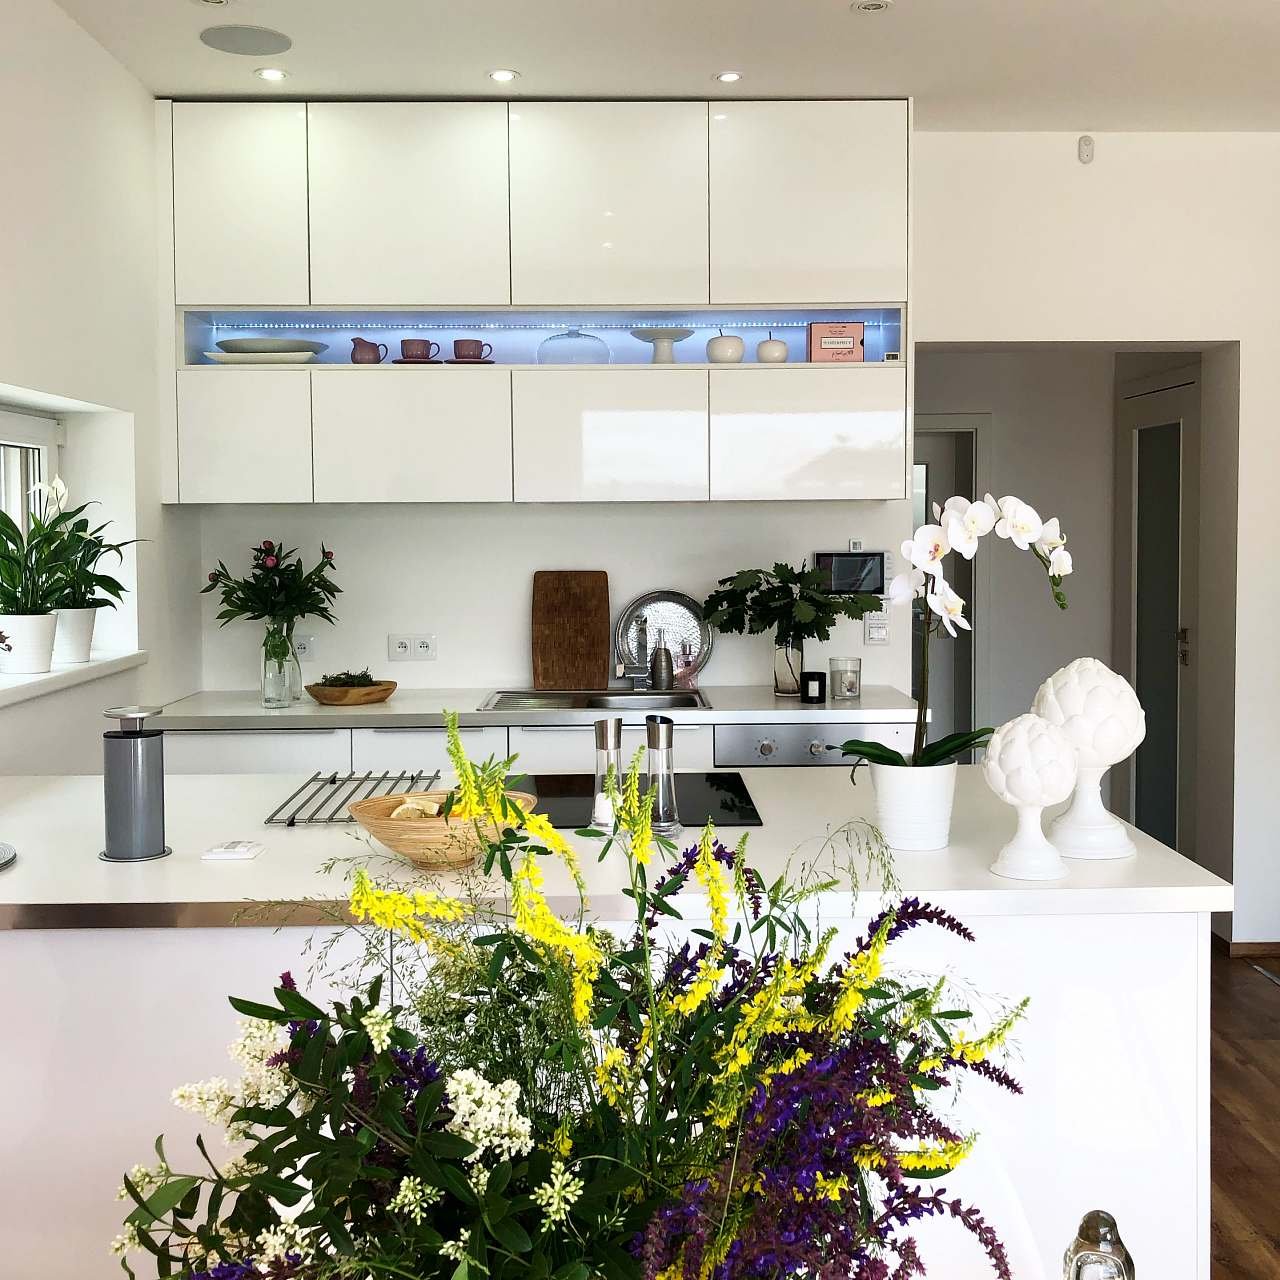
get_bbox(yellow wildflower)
[610,747,654,861]
[950,997,1029,1062]
[444,711,486,820]
[853,1135,975,1173]
[511,851,603,1024]
[521,811,586,894]
[552,1118,574,1158]
[812,1172,850,1202]
[693,820,730,943]
[348,868,467,945]
[826,910,896,1036]
[861,1087,896,1107]
[596,1045,631,1107]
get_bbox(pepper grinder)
[101,706,170,862]
[646,715,681,839]
[591,717,623,828]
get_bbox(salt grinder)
[1063,1210,1135,1279]
[646,714,681,839]
[101,705,170,862]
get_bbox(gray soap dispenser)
[101,706,170,862]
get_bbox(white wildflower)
[531,1159,585,1227]
[172,1077,236,1124]
[219,1154,260,1182]
[228,1018,291,1107]
[444,1068,533,1163]
[254,1221,313,1268]
[109,1223,141,1257]
[116,1161,169,1201]
[361,1007,394,1054]
[440,1229,470,1262]
[468,1164,491,1196]
[388,1174,441,1225]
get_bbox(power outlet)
[388,634,438,661]
[293,634,315,661]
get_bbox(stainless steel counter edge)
[155,685,919,731]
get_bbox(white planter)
[52,607,98,664]
[0,613,58,675]
[869,761,958,851]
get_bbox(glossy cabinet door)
[308,103,510,305]
[351,727,508,779]
[171,103,310,304]
[163,730,351,774]
[709,367,907,501]
[311,369,512,503]
[176,370,313,503]
[512,370,708,503]
[509,102,709,304]
[509,725,714,774]
[709,100,908,303]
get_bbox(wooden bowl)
[347,789,536,870]
[305,680,397,706]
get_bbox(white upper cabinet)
[311,369,512,503]
[709,101,908,304]
[508,103,709,305]
[709,366,907,501]
[307,103,511,305]
[512,370,708,502]
[176,370,312,503]
[172,103,310,305]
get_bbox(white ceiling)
[56,0,1280,131]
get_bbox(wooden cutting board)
[532,570,611,690]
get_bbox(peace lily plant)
[837,493,1071,851]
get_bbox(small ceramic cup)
[401,338,439,361]
[453,339,493,361]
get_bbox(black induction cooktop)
[507,772,762,831]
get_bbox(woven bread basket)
[348,790,536,870]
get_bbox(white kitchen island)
[0,768,1230,1279]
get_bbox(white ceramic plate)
[216,338,329,354]
[203,351,318,365]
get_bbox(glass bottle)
[261,618,302,709]
[591,717,623,829]
[647,714,681,839]
[1063,1211,1135,1280]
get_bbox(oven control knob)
[757,738,777,758]
[808,740,826,757]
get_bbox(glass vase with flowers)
[202,539,340,707]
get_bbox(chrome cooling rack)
[265,769,442,827]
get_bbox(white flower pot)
[53,607,98,664]
[869,761,958,851]
[0,613,58,675]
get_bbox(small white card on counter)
[202,840,266,861]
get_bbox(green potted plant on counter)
[202,539,341,708]
[0,477,130,674]
[702,560,880,696]
[837,494,1071,851]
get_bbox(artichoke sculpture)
[983,712,1077,880]
[1033,657,1145,858]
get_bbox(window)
[0,408,63,532]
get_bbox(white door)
[311,369,512,503]
[512,370,709,503]
[176,370,313,503]
[171,103,310,304]
[1115,369,1201,854]
[509,102,709,304]
[709,367,907,501]
[308,103,510,305]
[708,100,908,303]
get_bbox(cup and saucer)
[392,339,441,364]
[445,340,495,365]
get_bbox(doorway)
[913,415,991,743]
[1114,367,1200,855]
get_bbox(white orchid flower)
[29,474,68,514]
[1048,546,1073,577]
[1035,516,1066,557]
[926,581,972,638]
[887,567,925,604]
[991,496,1044,550]
[940,497,996,560]
[902,524,950,579]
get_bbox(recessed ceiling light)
[199,25,292,56]
[256,67,287,81]
[852,0,894,11]
[489,69,520,83]
[714,71,742,83]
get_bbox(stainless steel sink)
[479,689,710,711]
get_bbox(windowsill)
[0,650,148,710]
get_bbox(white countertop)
[0,767,1231,927]
[155,684,918,730]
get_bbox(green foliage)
[316,668,379,688]
[835,726,996,773]
[202,539,340,630]
[702,561,880,648]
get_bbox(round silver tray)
[614,590,714,674]
[0,842,16,872]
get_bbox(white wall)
[198,501,913,694]
[915,348,1116,726]
[0,0,202,774]
[914,131,1271,941]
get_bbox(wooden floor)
[1213,955,1280,1277]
